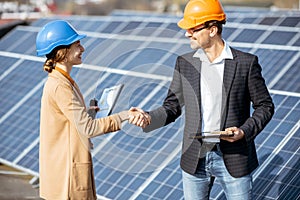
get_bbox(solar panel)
[0,8,299,200]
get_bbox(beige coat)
[39,70,122,200]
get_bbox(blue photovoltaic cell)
[162,53,178,68]
[254,151,300,199]
[271,57,300,93]
[101,21,124,33]
[124,48,171,70]
[0,10,300,200]
[253,94,300,200]
[254,49,297,85]
[233,29,265,43]
[94,161,152,199]
[0,56,18,77]
[279,17,300,27]
[239,17,258,24]
[0,61,43,162]
[0,87,42,162]
[0,60,44,118]
[158,28,179,38]
[87,39,143,67]
[85,20,107,32]
[158,23,183,38]
[107,50,135,69]
[9,31,37,55]
[259,17,279,25]
[136,22,163,36]
[145,22,163,28]
[145,162,183,200]
[109,10,176,19]
[67,20,92,30]
[72,67,107,98]
[0,30,29,51]
[165,23,182,32]
[222,27,236,41]
[262,31,297,45]
[120,21,142,33]
[16,144,40,173]
[80,37,106,62]
[92,74,125,102]
[293,36,300,46]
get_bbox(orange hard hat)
[178,0,226,30]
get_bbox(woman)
[36,20,148,200]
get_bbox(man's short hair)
[204,20,226,34]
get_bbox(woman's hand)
[87,106,100,119]
[128,107,151,128]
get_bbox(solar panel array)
[0,8,299,200]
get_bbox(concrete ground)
[0,164,42,200]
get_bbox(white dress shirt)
[193,41,233,142]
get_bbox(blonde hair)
[43,45,70,73]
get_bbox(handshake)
[87,99,151,128]
[87,100,151,128]
[128,107,151,128]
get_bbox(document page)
[95,84,124,118]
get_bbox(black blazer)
[144,47,274,178]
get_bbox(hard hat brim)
[177,18,195,30]
[178,14,226,30]
[36,34,86,56]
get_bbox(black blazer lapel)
[186,55,202,134]
[220,54,238,130]
[189,56,201,106]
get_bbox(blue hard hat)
[36,20,86,56]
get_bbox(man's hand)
[221,127,245,142]
[128,107,151,128]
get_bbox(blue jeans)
[182,146,252,200]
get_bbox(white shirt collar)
[193,40,233,64]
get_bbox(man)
[130,0,274,199]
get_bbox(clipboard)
[189,131,234,139]
[95,84,124,118]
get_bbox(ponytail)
[43,45,71,73]
[43,57,55,73]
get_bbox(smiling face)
[65,40,85,66]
